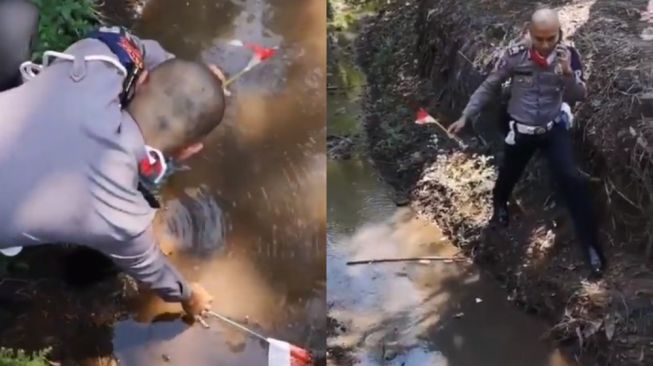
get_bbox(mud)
[356,0,653,364]
[0,0,326,364]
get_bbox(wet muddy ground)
[0,0,326,365]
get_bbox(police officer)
[448,8,607,277]
[0,20,227,318]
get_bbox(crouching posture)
[0,17,226,316]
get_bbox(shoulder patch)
[507,44,526,56]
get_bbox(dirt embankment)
[357,0,653,364]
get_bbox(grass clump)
[30,0,101,60]
[0,348,51,366]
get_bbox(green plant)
[30,0,100,60]
[0,347,50,366]
[328,0,381,31]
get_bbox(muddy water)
[106,0,326,365]
[326,142,575,364]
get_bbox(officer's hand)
[448,117,467,135]
[208,64,231,96]
[182,283,213,318]
[555,45,572,75]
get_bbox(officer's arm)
[563,47,587,104]
[99,227,192,303]
[462,52,515,121]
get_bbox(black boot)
[586,245,606,280]
[491,201,510,227]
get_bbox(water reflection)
[327,159,572,366]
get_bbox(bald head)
[129,59,225,155]
[528,7,562,56]
[531,8,560,29]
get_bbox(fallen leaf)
[604,313,616,341]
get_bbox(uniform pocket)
[540,72,564,89]
[513,75,534,87]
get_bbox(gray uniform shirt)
[462,44,587,126]
[0,36,191,302]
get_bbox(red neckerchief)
[529,48,550,69]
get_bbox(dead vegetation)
[413,153,496,247]
[570,0,653,258]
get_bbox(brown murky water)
[326,148,575,365]
[109,0,326,364]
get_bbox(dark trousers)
[493,123,605,264]
[0,0,39,92]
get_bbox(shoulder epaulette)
[507,44,527,56]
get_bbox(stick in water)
[347,256,468,266]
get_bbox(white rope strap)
[19,50,128,82]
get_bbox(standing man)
[448,8,606,277]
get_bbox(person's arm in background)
[97,226,212,316]
[562,46,587,105]
[0,0,39,91]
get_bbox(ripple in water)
[158,185,227,255]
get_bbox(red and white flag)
[225,40,278,85]
[415,108,437,125]
[228,40,278,69]
[205,311,312,366]
[267,338,312,366]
